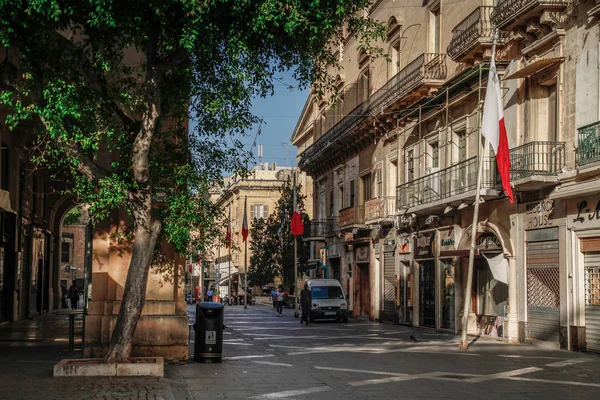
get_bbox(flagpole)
[459,30,498,351]
[244,196,248,309]
[228,205,232,304]
[293,171,299,318]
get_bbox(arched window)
[386,16,401,42]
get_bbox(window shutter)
[264,205,269,217]
[250,205,255,220]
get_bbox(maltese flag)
[242,196,249,242]
[482,58,514,203]
[290,183,304,236]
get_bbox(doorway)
[419,260,435,328]
[354,262,371,318]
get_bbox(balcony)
[396,156,498,214]
[304,217,338,240]
[338,205,365,229]
[447,6,496,62]
[364,196,396,224]
[298,54,447,173]
[577,121,600,167]
[510,141,565,190]
[492,0,569,31]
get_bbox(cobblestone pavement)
[2,305,600,400]
[173,302,600,400]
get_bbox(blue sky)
[245,70,308,167]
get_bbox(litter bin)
[194,302,224,363]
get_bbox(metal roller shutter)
[584,252,600,352]
[526,240,560,345]
[380,251,398,323]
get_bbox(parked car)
[185,294,195,304]
[305,279,348,322]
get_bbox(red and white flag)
[290,183,304,236]
[482,58,514,203]
[242,196,249,242]
[226,207,232,247]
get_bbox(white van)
[305,279,349,322]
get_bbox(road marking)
[314,366,407,377]
[545,358,591,368]
[252,334,377,341]
[252,361,293,367]
[351,372,441,387]
[223,339,244,342]
[251,386,331,399]
[223,354,274,360]
[467,367,542,382]
[507,376,600,388]
[227,343,254,346]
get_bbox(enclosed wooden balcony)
[491,0,569,31]
[447,6,497,63]
[338,205,365,229]
[364,196,396,224]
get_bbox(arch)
[456,221,514,257]
[386,16,402,41]
[357,48,369,68]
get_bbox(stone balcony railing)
[447,6,495,62]
[577,121,600,167]
[396,156,497,210]
[298,53,447,171]
[491,0,569,30]
[338,205,365,229]
[364,196,396,223]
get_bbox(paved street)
[174,301,600,400]
[1,303,599,400]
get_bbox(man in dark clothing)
[69,281,79,310]
[300,282,312,325]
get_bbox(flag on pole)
[482,58,514,203]
[290,183,304,236]
[242,196,249,242]
[226,207,232,247]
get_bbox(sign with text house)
[415,232,435,259]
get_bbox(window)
[358,69,370,104]
[362,174,371,203]
[250,204,269,219]
[1,142,8,191]
[457,131,467,161]
[430,142,439,168]
[406,150,414,182]
[339,185,344,211]
[375,167,383,198]
[431,7,441,53]
[391,41,401,75]
[548,83,557,142]
[61,242,70,263]
[329,189,334,216]
[349,180,355,207]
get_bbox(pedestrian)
[270,288,277,309]
[69,280,79,310]
[300,282,312,325]
[276,285,285,316]
[207,288,214,302]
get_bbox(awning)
[0,189,11,212]
[503,57,564,80]
[482,252,509,285]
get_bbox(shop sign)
[344,232,354,242]
[439,229,457,252]
[356,245,370,264]
[415,232,435,259]
[476,232,502,251]
[574,198,600,224]
[525,199,554,229]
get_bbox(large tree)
[247,217,279,288]
[0,0,383,361]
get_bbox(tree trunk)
[104,204,162,363]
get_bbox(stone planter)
[53,357,164,377]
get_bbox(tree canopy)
[0,0,383,361]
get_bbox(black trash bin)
[194,302,224,363]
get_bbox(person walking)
[68,280,79,310]
[207,288,214,302]
[276,286,285,316]
[300,282,312,325]
[270,287,277,310]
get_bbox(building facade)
[293,0,600,350]
[209,164,312,299]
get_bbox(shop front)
[396,234,412,325]
[415,231,435,328]
[353,241,372,319]
[438,228,459,332]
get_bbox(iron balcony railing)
[492,0,569,28]
[510,141,565,180]
[304,217,338,238]
[338,205,365,228]
[447,6,494,61]
[364,196,396,222]
[396,156,497,209]
[577,121,600,166]
[299,53,447,169]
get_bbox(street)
[175,302,600,400]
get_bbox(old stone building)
[293,0,600,351]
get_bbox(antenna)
[257,145,263,164]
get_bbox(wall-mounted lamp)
[457,201,469,210]
[443,205,454,215]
